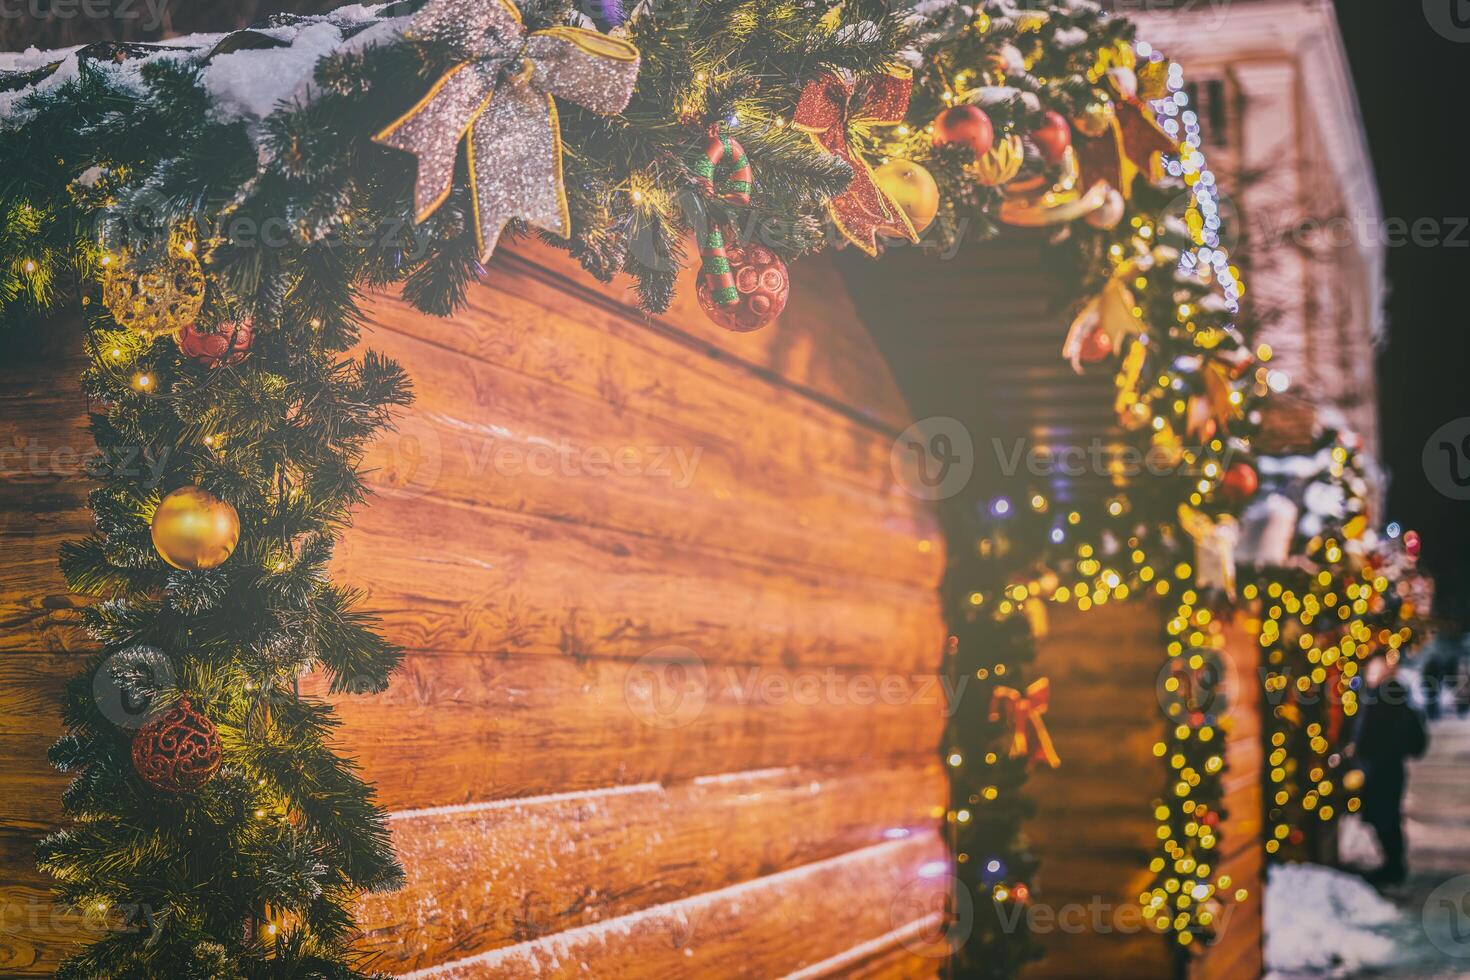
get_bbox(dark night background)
[2,1,1465,611]
[1333,1,1470,621]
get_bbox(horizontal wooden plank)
[0,742,65,834]
[0,333,91,490]
[335,493,946,673]
[397,833,949,978]
[357,320,940,588]
[505,241,916,435]
[0,518,90,655]
[0,884,79,978]
[357,764,945,971]
[307,651,947,812]
[0,650,71,834]
[0,825,74,977]
[367,272,914,508]
[823,938,944,980]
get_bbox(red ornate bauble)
[1219,461,1259,505]
[931,105,994,158]
[1031,110,1072,166]
[176,320,254,369]
[1404,530,1421,557]
[1077,325,1114,363]
[696,244,789,333]
[131,697,222,793]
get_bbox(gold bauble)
[150,487,240,571]
[1072,98,1117,138]
[101,242,205,338]
[873,159,939,236]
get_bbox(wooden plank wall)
[0,322,94,976]
[0,240,952,976]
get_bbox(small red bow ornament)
[989,678,1061,769]
[793,66,919,255]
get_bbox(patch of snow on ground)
[1265,863,1403,977]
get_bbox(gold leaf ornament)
[1136,60,1172,102]
[974,134,1024,187]
[101,241,205,338]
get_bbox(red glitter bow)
[989,678,1061,769]
[793,66,917,256]
[1073,98,1179,201]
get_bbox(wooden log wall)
[0,240,952,976]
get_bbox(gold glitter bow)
[375,0,640,261]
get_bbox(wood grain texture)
[0,328,95,977]
[507,239,914,435]
[302,651,947,811]
[334,495,945,675]
[357,764,945,971]
[356,315,940,586]
[394,833,949,979]
[1023,602,1185,980]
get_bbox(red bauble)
[931,105,994,158]
[176,320,254,368]
[1219,461,1259,504]
[1031,111,1072,166]
[1078,325,1114,363]
[1404,530,1421,557]
[696,244,790,332]
[131,697,222,793]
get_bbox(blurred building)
[1132,0,1386,501]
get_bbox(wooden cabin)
[1,234,1263,976]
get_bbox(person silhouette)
[1350,653,1429,886]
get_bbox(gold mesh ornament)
[101,242,205,337]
